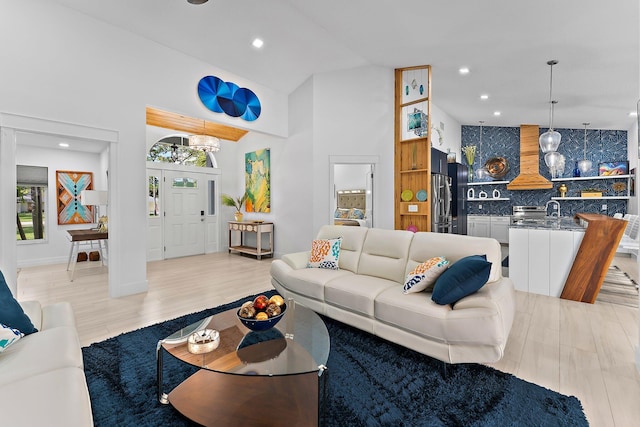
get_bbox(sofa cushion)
[0,270,37,335]
[308,237,342,270]
[432,255,492,305]
[403,256,449,294]
[0,326,83,387]
[0,367,94,427]
[316,225,368,273]
[325,274,397,317]
[357,228,414,283]
[407,232,502,284]
[375,286,450,341]
[0,323,23,352]
[272,265,354,302]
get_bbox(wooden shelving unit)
[394,65,432,232]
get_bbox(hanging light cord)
[478,121,484,166]
[547,60,558,130]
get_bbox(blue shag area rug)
[82,291,588,426]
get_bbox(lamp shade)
[577,159,592,173]
[539,130,561,153]
[544,151,563,168]
[80,190,108,206]
[188,134,220,152]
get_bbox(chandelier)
[539,60,561,153]
[188,134,220,152]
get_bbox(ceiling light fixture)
[58,143,69,148]
[187,0,209,4]
[493,111,501,116]
[252,38,264,48]
[539,60,561,153]
[475,121,490,180]
[188,134,220,152]
[629,111,638,117]
[480,94,489,100]
[577,122,592,173]
[459,67,470,75]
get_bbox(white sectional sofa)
[271,225,515,364]
[0,301,94,426]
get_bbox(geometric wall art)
[245,149,270,213]
[56,170,93,224]
[197,75,261,122]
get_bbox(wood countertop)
[560,213,626,303]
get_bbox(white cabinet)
[468,215,510,242]
[508,227,585,297]
[468,216,491,237]
[490,216,510,243]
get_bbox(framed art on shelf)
[598,161,628,176]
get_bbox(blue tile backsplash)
[460,125,629,216]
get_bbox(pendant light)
[539,60,562,153]
[475,121,490,180]
[577,122,592,173]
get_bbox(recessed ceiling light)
[252,38,264,49]
[629,111,638,117]
[493,111,501,116]
[459,67,470,75]
[480,94,489,100]
[59,143,69,148]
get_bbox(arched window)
[147,135,218,168]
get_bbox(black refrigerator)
[447,162,468,235]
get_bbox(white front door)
[163,170,206,259]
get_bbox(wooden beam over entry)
[146,107,248,142]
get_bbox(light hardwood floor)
[16,253,640,427]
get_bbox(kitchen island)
[509,213,627,302]
[509,216,586,297]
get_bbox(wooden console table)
[66,229,108,281]
[560,213,626,303]
[228,221,273,259]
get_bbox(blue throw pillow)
[0,270,37,335]
[431,255,492,305]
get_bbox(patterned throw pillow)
[334,208,350,219]
[307,237,343,270]
[348,208,365,219]
[403,256,450,294]
[0,323,23,353]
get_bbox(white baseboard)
[17,256,68,268]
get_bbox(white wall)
[0,2,288,297]
[312,65,395,235]
[431,103,463,162]
[16,145,105,267]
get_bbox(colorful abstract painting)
[245,149,270,212]
[56,170,93,224]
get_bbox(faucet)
[545,200,560,218]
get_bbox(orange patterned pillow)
[307,238,342,270]
[403,256,450,293]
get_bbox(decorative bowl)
[237,303,287,332]
[187,329,220,354]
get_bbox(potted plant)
[222,193,247,222]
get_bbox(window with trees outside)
[17,165,48,242]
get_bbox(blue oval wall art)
[197,76,261,121]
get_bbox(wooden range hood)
[506,124,552,190]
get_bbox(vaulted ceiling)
[51,0,639,130]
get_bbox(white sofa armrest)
[280,251,310,270]
[19,300,43,331]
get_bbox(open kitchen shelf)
[468,198,511,201]
[551,196,630,201]
[551,175,631,181]
[467,180,510,186]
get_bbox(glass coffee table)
[157,300,330,426]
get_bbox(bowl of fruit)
[237,294,287,332]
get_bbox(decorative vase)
[559,183,568,198]
[573,162,581,177]
[234,212,244,222]
[468,165,474,182]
